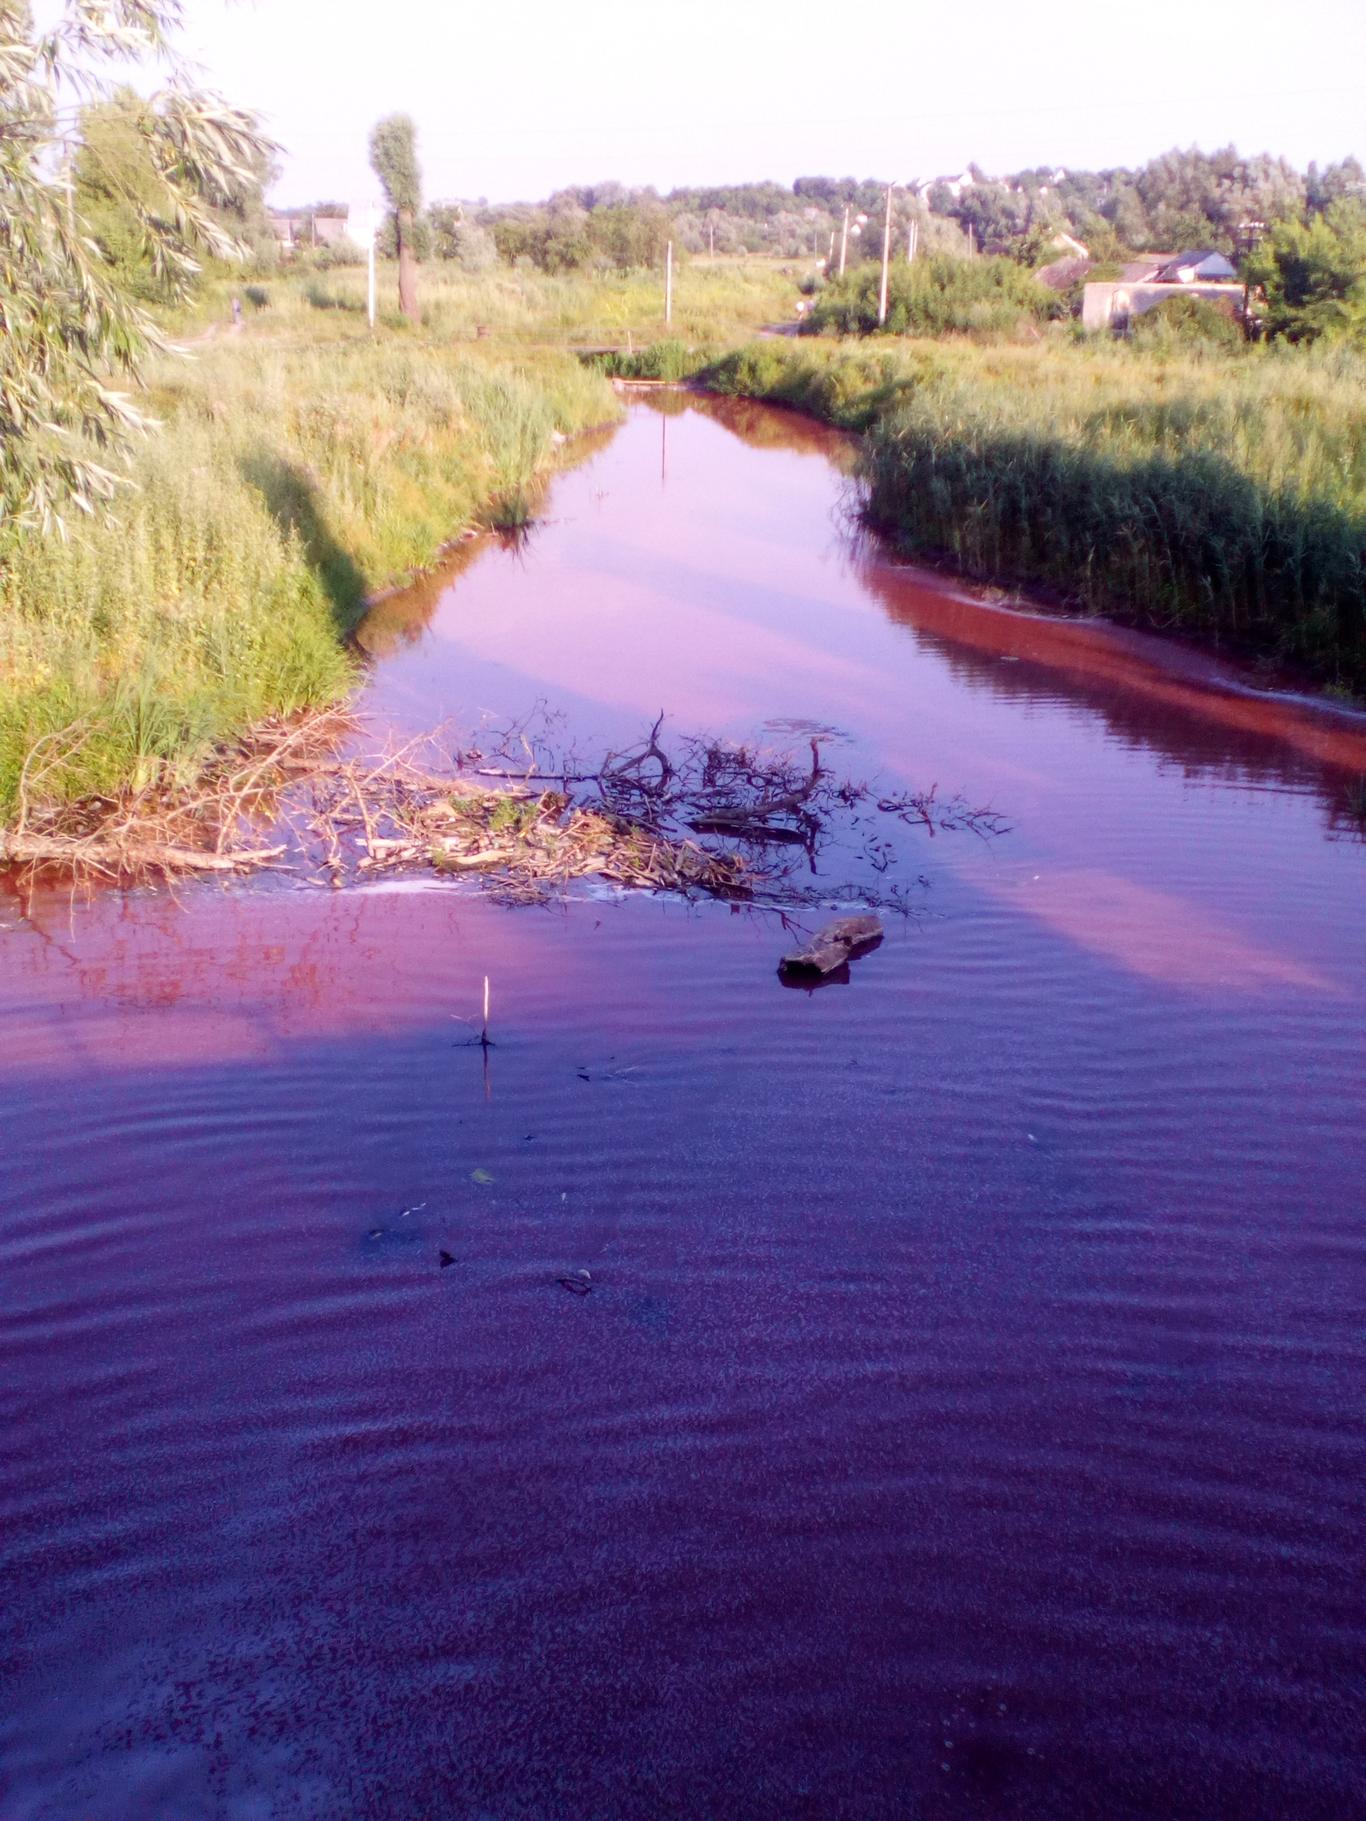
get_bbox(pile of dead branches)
[0,708,1008,909]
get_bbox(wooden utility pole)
[877,182,893,326]
[839,204,850,277]
[665,240,673,325]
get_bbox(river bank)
[0,262,807,830]
[5,263,1363,860]
[603,336,1366,697]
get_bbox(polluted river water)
[2,394,1364,1820]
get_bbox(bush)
[1244,202,1366,346]
[1130,294,1243,349]
[804,255,1060,338]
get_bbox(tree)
[0,0,275,532]
[74,87,278,300]
[1244,202,1366,345]
[73,87,179,303]
[368,113,422,319]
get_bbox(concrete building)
[1082,248,1242,330]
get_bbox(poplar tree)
[368,114,422,320]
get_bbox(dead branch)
[0,706,1008,906]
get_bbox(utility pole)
[878,182,894,326]
[665,240,673,325]
[906,218,919,264]
[352,201,380,331]
[839,203,850,277]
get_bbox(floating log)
[778,913,884,979]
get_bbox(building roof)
[1035,255,1091,292]
[1153,249,1236,282]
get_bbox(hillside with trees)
[273,146,1365,344]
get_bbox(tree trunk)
[397,208,418,320]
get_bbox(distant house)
[267,206,352,253]
[1152,249,1237,284]
[1049,231,1089,260]
[910,171,978,203]
[1083,246,1242,329]
[1120,254,1174,283]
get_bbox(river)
[3,394,1364,1820]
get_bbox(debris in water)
[778,913,884,980]
[557,1270,593,1296]
[439,1249,456,1269]
[471,1169,494,1186]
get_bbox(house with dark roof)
[1082,247,1243,330]
[1153,249,1237,284]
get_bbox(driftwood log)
[779,914,884,979]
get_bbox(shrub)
[589,340,710,381]
[1130,294,1243,349]
[804,255,1060,338]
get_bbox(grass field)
[187,256,802,348]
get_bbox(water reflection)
[851,536,1366,835]
[4,392,1365,1821]
[355,391,1365,848]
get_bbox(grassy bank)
[698,338,1366,692]
[0,262,800,820]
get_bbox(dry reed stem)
[0,708,1007,906]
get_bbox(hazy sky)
[179,0,1365,205]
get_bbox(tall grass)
[0,321,619,816]
[702,337,1366,690]
[0,258,800,817]
[201,257,800,348]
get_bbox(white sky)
[179,0,1365,205]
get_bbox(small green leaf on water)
[471,1169,495,1185]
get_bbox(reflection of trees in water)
[638,390,857,467]
[853,546,1366,840]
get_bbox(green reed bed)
[702,338,1366,691]
[0,330,617,817]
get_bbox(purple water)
[2,395,1364,1819]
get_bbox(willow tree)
[0,0,275,533]
[368,114,422,320]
